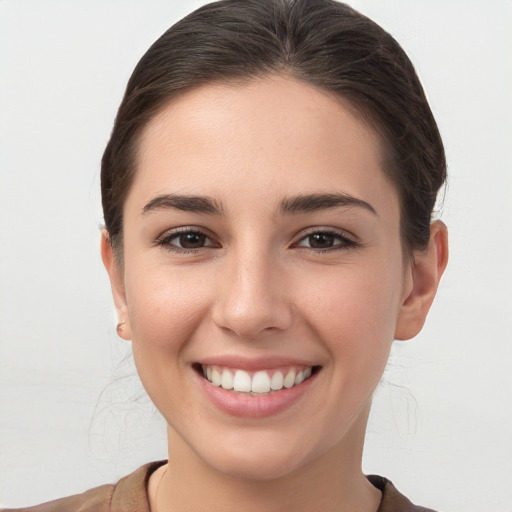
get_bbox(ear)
[395,221,449,340]
[100,230,132,340]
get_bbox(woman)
[2,0,448,510]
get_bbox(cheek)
[296,258,404,358]
[123,266,213,417]
[124,265,210,352]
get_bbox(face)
[106,76,417,481]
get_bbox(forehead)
[130,75,398,218]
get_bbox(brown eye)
[295,230,357,251]
[156,229,218,252]
[307,233,336,249]
[178,232,207,249]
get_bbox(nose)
[211,249,293,339]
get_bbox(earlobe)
[395,221,449,340]
[100,230,132,340]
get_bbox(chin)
[199,434,316,482]
[215,455,303,482]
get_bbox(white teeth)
[233,369,252,392]
[252,371,271,393]
[211,367,222,386]
[283,370,296,388]
[270,371,284,390]
[203,365,314,393]
[221,368,234,390]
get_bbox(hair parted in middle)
[101,0,446,258]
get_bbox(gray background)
[1,1,511,510]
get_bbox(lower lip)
[195,370,317,418]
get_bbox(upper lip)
[196,355,319,371]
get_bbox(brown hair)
[101,0,446,256]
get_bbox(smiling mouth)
[194,364,320,395]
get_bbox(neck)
[151,406,380,512]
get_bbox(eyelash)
[154,227,359,254]
[294,229,359,252]
[155,227,216,254]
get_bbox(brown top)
[1,461,437,512]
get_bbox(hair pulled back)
[101,0,446,255]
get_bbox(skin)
[102,76,448,512]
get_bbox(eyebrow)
[142,194,224,215]
[141,191,377,217]
[279,193,377,216]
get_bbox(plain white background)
[0,1,511,510]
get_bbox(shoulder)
[0,461,166,512]
[0,484,114,512]
[369,475,438,512]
